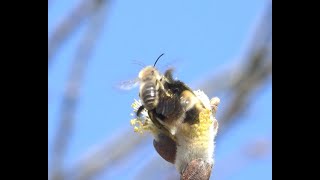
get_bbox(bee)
[135,53,167,117]
[134,54,208,139]
[123,54,219,176]
[120,53,181,140]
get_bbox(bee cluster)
[128,54,220,179]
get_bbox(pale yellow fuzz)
[179,108,213,149]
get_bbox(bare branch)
[218,54,272,135]
[50,1,108,180]
[134,156,175,180]
[199,1,272,136]
[212,137,271,180]
[197,1,272,97]
[48,0,109,65]
[71,130,148,180]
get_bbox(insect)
[135,53,167,116]
[121,53,207,135]
[119,53,181,139]
[125,54,219,178]
[136,54,208,136]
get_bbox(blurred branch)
[212,137,271,180]
[199,1,272,136]
[199,1,272,97]
[48,0,109,65]
[70,131,148,180]
[134,156,174,180]
[50,1,108,180]
[218,50,272,134]
[244,137,271,159]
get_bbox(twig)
[199,1,272,137]
[50,1,108,180]
[48,0,106,65]
[218,53,272,135]
[212,137,271,180]
[70,130,148,180]
[134,156,175,180]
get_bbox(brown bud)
[153,133,177,164]
[180,158,213,180]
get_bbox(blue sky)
[48,0,271,179]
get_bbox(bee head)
[138,66,161,81]
[138,53,165,81]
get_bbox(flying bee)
[135,53,167,116]
[119,53,179,139]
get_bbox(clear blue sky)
[48,0,271,179]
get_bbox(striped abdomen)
[141,82,159,110]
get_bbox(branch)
[212,137,271,180]
[134,156,175,180]
[50,1,108,180]
[48,0,108,65]
[70,130,148,180]
[199,1,272,137]
[218,52,272,135]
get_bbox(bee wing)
[117,78,140,90]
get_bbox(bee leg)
[148,110,177,142]
[136,105,145,117]
[148,110,165,131]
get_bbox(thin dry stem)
[50,1,108,180]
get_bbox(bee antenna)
[153,53,164,67]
